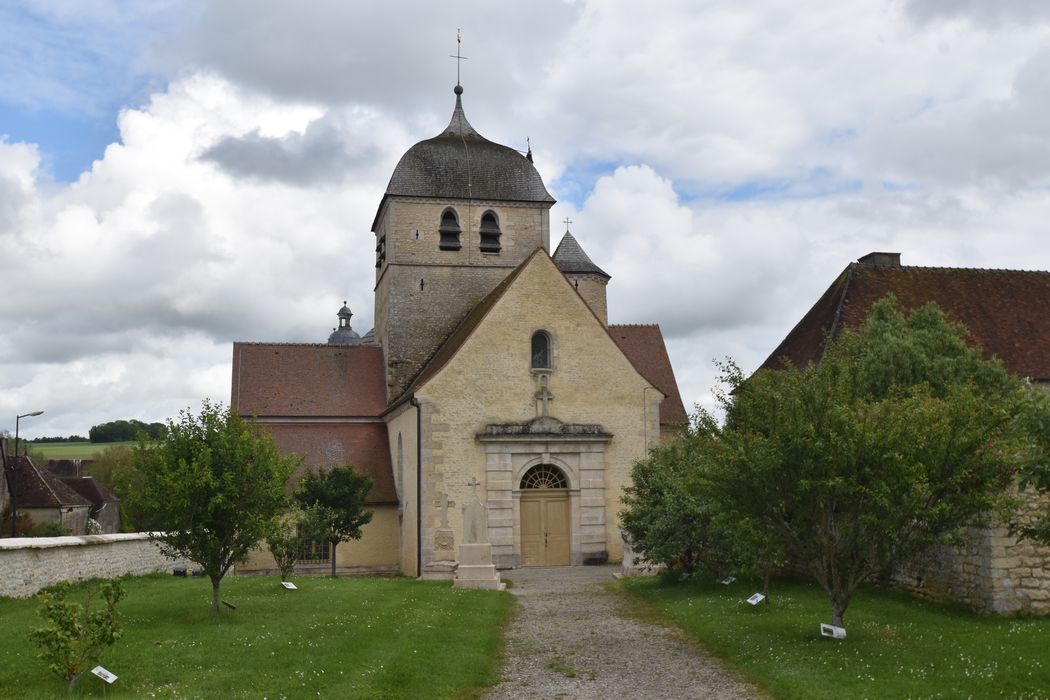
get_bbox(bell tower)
[372,85,556,399]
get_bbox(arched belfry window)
[521,464,569,490]
[479,210,501,253]
[439,208,461,250]
[531,331,551,369]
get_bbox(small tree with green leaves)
[621,437,734,576]
[699,297,1029,627]
[266,506,306,580]
[31,580,125,695]
[133,400,296,612]
[295,466,373,577]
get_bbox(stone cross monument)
[422,491,458,581]
[454,477,504,590]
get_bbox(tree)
[31,579,125,695]
[266,506,306,580]
[1012,387,1050,544]
[295,466,373,577]
[621,437,734,576]
[698,297,1028,627]
[133,400,296,612]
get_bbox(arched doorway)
[519,465,571,566]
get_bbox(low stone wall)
[894,489,1050,614]
[0,533,192,598]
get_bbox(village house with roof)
[232,84,686,577]
[763,251,1050,613]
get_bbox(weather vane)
[449,29,468,87]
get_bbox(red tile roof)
[8,456,93,509]
[262,422,397,505]
[761,257,1050,379]
[609,324,689,425]
[60,476,119,508]
[232,343,386,417]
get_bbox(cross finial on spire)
[449,29,469,88]
[563,217,573,232]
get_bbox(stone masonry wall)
[0,533,192,599]
[894,488,1050,614]
[374,198,552,398]
[567,273,609,326]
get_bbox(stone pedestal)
[454,543,504,590]
[421,560,458,581]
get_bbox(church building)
[231,84,686,577]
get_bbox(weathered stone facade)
[413,253,661,571]
[895,488,1050,614]
[0,533,192,598]
[374,198,552,398]
[564,273,609,325]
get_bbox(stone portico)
[478,418,611,569]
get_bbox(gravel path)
[484,565,764,699]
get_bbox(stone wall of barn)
[894,488,1050,614]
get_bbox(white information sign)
[91,666,117,684]
[281,581,298,590]
[746,593,765,605]
[720,576,736,585]
[820,623,847,639]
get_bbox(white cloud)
[5,1,1050,433]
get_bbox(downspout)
[410,396,422,578]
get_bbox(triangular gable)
[399,247,658,402]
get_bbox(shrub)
[31,579,125,695]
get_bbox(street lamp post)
[10,410,44,537]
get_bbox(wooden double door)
[521,490,571,566]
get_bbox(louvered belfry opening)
[479,210,501,253]
[439,208,462,250]
[520,464,568,490]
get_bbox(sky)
[3,0,1050,437]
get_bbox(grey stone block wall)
[0,533,192,598]
[894,488,1050,614]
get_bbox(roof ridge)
[233,341,380,348]
[609,323,660,329]
[872,264,1050,274]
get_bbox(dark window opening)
[375,234,386,268]
[531,331,551,369]
[479,210,501,253]
[439,208,461,250]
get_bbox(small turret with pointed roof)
[554,226,611,325]
[553,229,611,279]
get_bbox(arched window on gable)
[439,208,461,250]
[531,331,551,370]
[479,210,501,253]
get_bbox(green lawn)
[622,576,1050,700]
[27,442,135,459]
[0,574,511,698]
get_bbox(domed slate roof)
[377,87,554,222]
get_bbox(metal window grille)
[521,464,568,489]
